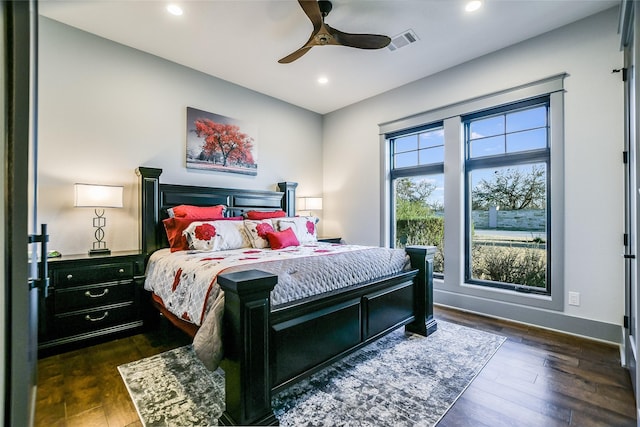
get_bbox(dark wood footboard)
[217,246,437,426]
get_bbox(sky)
[393,104,548,211]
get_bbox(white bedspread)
[144,242,410,370]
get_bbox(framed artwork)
[186,107,258,175]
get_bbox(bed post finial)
[277,182,298,217]
[136,167,162,256]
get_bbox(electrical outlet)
[568,291,580,306]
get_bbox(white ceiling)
[39,0,618,114]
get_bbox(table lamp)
[74,183,123,255]
[297,197,323,217]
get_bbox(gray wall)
[322,8,624,341]
[38,17,324,255]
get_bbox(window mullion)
[467,149,549,170]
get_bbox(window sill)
[433,277,561,311]
[461,282,552,302]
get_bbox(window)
[381,74,565,310]
[464,97,550,294]
[390,125,445,275]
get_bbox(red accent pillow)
[171,204,226,220]
[266,228,300,250]
[245,210,286,220]
[163,218,216,252]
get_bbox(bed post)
[404,245,438,336]
[136,167,162,257]
[277,182,297,217]
[218,270,279,426]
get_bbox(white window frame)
[380,74,565,310]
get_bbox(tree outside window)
[394,176,445,274]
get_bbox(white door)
[623,35,638,395]
[621,1,640,419]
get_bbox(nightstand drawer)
[54,303,137,338]
[39,251,145,356]
[53,262,133,288]
[55,282,135,313]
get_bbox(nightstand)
[318,237,342,244]
[38,250,146,355]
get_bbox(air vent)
[388,29,419,51]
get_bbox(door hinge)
[624,254,636,259]
[624,151,629,164]
[625,315,630,329]
[613,67,628,82]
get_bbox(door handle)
[28,223,50,297]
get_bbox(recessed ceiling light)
[166,4,183,16]
[317,76,329,85]
[465,1,482,12]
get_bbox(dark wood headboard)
[136,167,297,256]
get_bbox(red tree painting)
[186,107,258,175]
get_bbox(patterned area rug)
[118,321,505,426]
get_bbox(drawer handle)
[119,268,125,274]
[67,274,73,280]
[85,288,109,298]
[85,311,109,322]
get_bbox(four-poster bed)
[136,166,437,425]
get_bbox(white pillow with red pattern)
[275,216,319,244]
[243,219,276,249]
[183,220,250,251]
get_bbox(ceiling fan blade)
[278,46,314,64]
[298,0,323,33]
[330,27,391,50]
[278,28,322,64]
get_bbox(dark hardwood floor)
[436,306,636,427]
[35,306,637,426]
[35,321,192,427]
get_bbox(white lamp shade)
[74,183,123,208]
[298,197,323,211]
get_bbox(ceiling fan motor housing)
[319,0,333,17]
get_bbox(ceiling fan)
[278,0,391,64]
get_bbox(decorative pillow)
[183,220,251,251]
[275,216,319,243]
[245,210,287,220]
[168,204,226,220]
[163,217,213,252]
[266,228,300,250]
[243,219,276,249]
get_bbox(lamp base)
[89,248,111,256]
